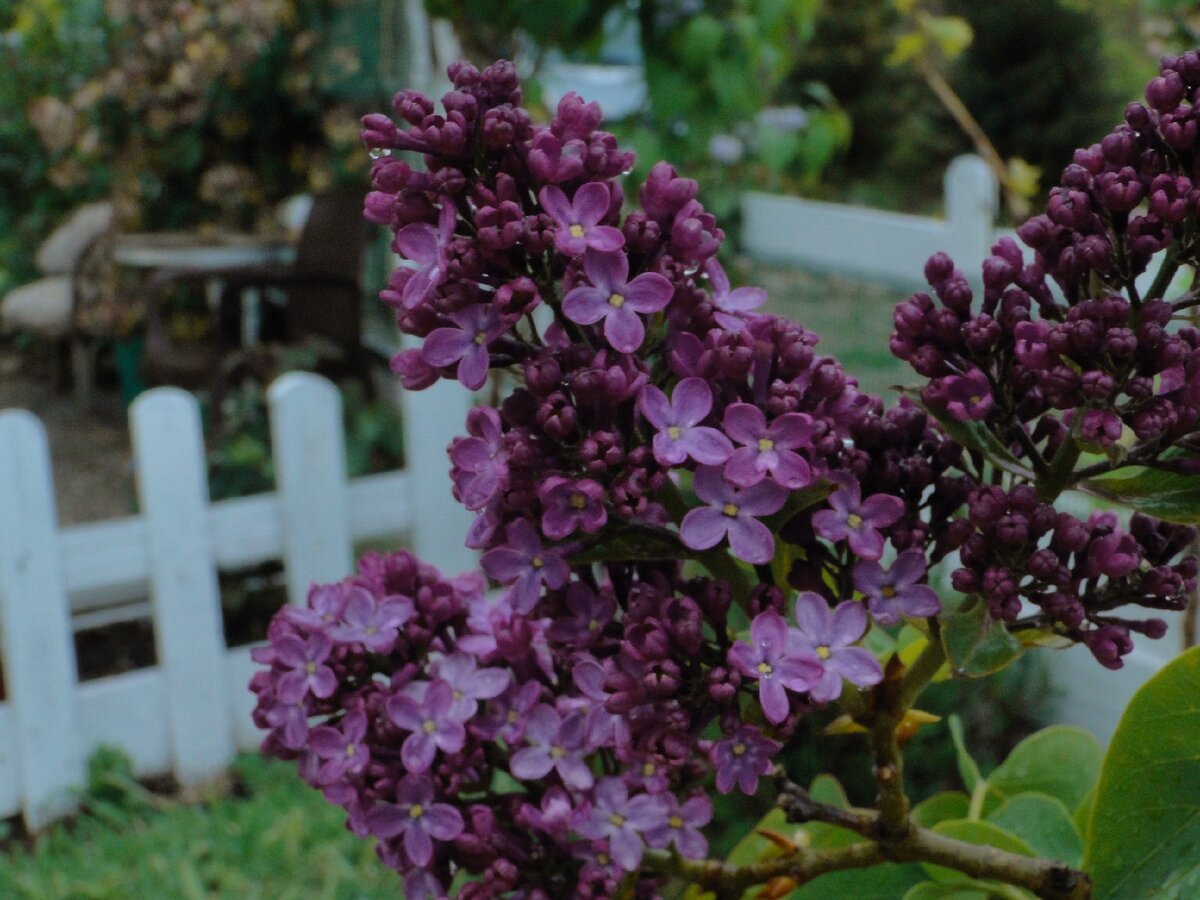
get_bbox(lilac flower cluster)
[250,57,1200,896]
[890,53,1200,664]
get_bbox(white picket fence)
[0,371,473,829]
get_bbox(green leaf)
[805,774,862,850]
[887,31,928,66]
[1072,784,1094,843]
[724,807,792,868]
[791,863,926,898]
[911,792,970,828]
[947,716,982,793]
[1082,467,1200,524]
[921,13,973,59]
[986,792,1083,867]
[568,523,683,565]
[923,820,1036,883]
[1085,645,1200,900]
[989,725,1102,811]
[941,595,1024,678]
[679,15,725,72]
[902,883,990,900]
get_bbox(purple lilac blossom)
[392,202,456,309]
[791,593,883,703]
[539,182,624,256]
[283,582,347,630]
[705,257,767,330]
[637,377,733,466]
[538,476,607,539]
[942,369,994,422]
[811,479,904,561]
[308,710,370,783]
[644,793,713,859]
[449,406,507,511]
[680,465,787,564]
[852,550,942,625]
[328,587,413,653]
[421,304,510,390]
[509,705,594,789]
[366,774,464,867]
[561,249,674,353]
[546,582,616,646]
[273,634,338,703]
[710,726,782,795]
[573,777,669,872]
[722,403,815,489]
[481,518,570,613]
[385,680,467,773]
[431,653,510,720]
[727,610,822,723]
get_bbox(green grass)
[0,751,400,900]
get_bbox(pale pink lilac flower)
[637,377,733,466]
[680,465,787,564]
[722,403,815,489]
[791,593,883,703]
[710,726,781,795]
[366,774,464,867]
[421,304,510,390]
[539,182,624,256]
[562,249,674,353]
[728,610,822,723]
[481,518,570,613]
[573,777,669,872]
[393,202,457,309]
[811,479,904,561]
[852,550,942,625]
[705,257,767,330]
[385,680,467,773]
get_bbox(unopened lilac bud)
[1096,167,1144,212]
[1087,625,1134,669]
[1147,71,1186,111]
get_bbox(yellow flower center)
[758,437,775,452]
[816,645,831,660]
[667,426,682,440]
[757,661,773,675]
[882,585,897,599]
[608,292,626,308]
[732,742,747,756]
[722,503,739,517]
[669,815,684,829]
[569,492,588,510]
[969,394,983,404]
[365,625,378,635]
[531,556,544,569]
[550,745,566,759]
[846,513,863,529]
[305,662,316,674]
[345,744,356,757]
[642,762,656,777]
[609,813,626,827]
[507,710,520,724]
[569,224,585,238]
[453,689,464,701]
[409,803,424,819]
[422,719,437,734]
[588,618,601,631]
[474,331,488,345]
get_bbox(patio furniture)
[138,190,369,395]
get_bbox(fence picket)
[0,411,82,828]
[130,389,233,785]
[269,372,353,605]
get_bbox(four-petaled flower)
[644,793,713,859]
[728,610,822,723]
[811,479,904,561]
[393,202,457,309]
[562,249,674,353]
[510,704,595,789]
[421,304,511,390]
[365,774,464,867]
[680,465,787,564]
[791,593,883,703]
[274,633,338,704]
[386,680,468,773]
[538,476,607,539]
[943,369,994,422]
[329,587,413,653]
[723,403,815,489]
[308,709,370,783]
[852,550,942,625]
[573,777,669,872]
[431,653,511,720]
[539,182,625,257]
[638,378,733,466]
[710,726,781,795]
[705,257,767,330]
[450,406,508,510]
[546,582,616,647]
[481,518,570,613]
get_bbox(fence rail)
[0,371,470,829]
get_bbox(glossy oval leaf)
[911,791,970,828]
[985,792,1083,867]
[1082,468,1200,525]
[791,863,926,899]
[1086,645,1200,900]
[941,595,1024,678]
[989,725,1102,811]
[902,883,990,900]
